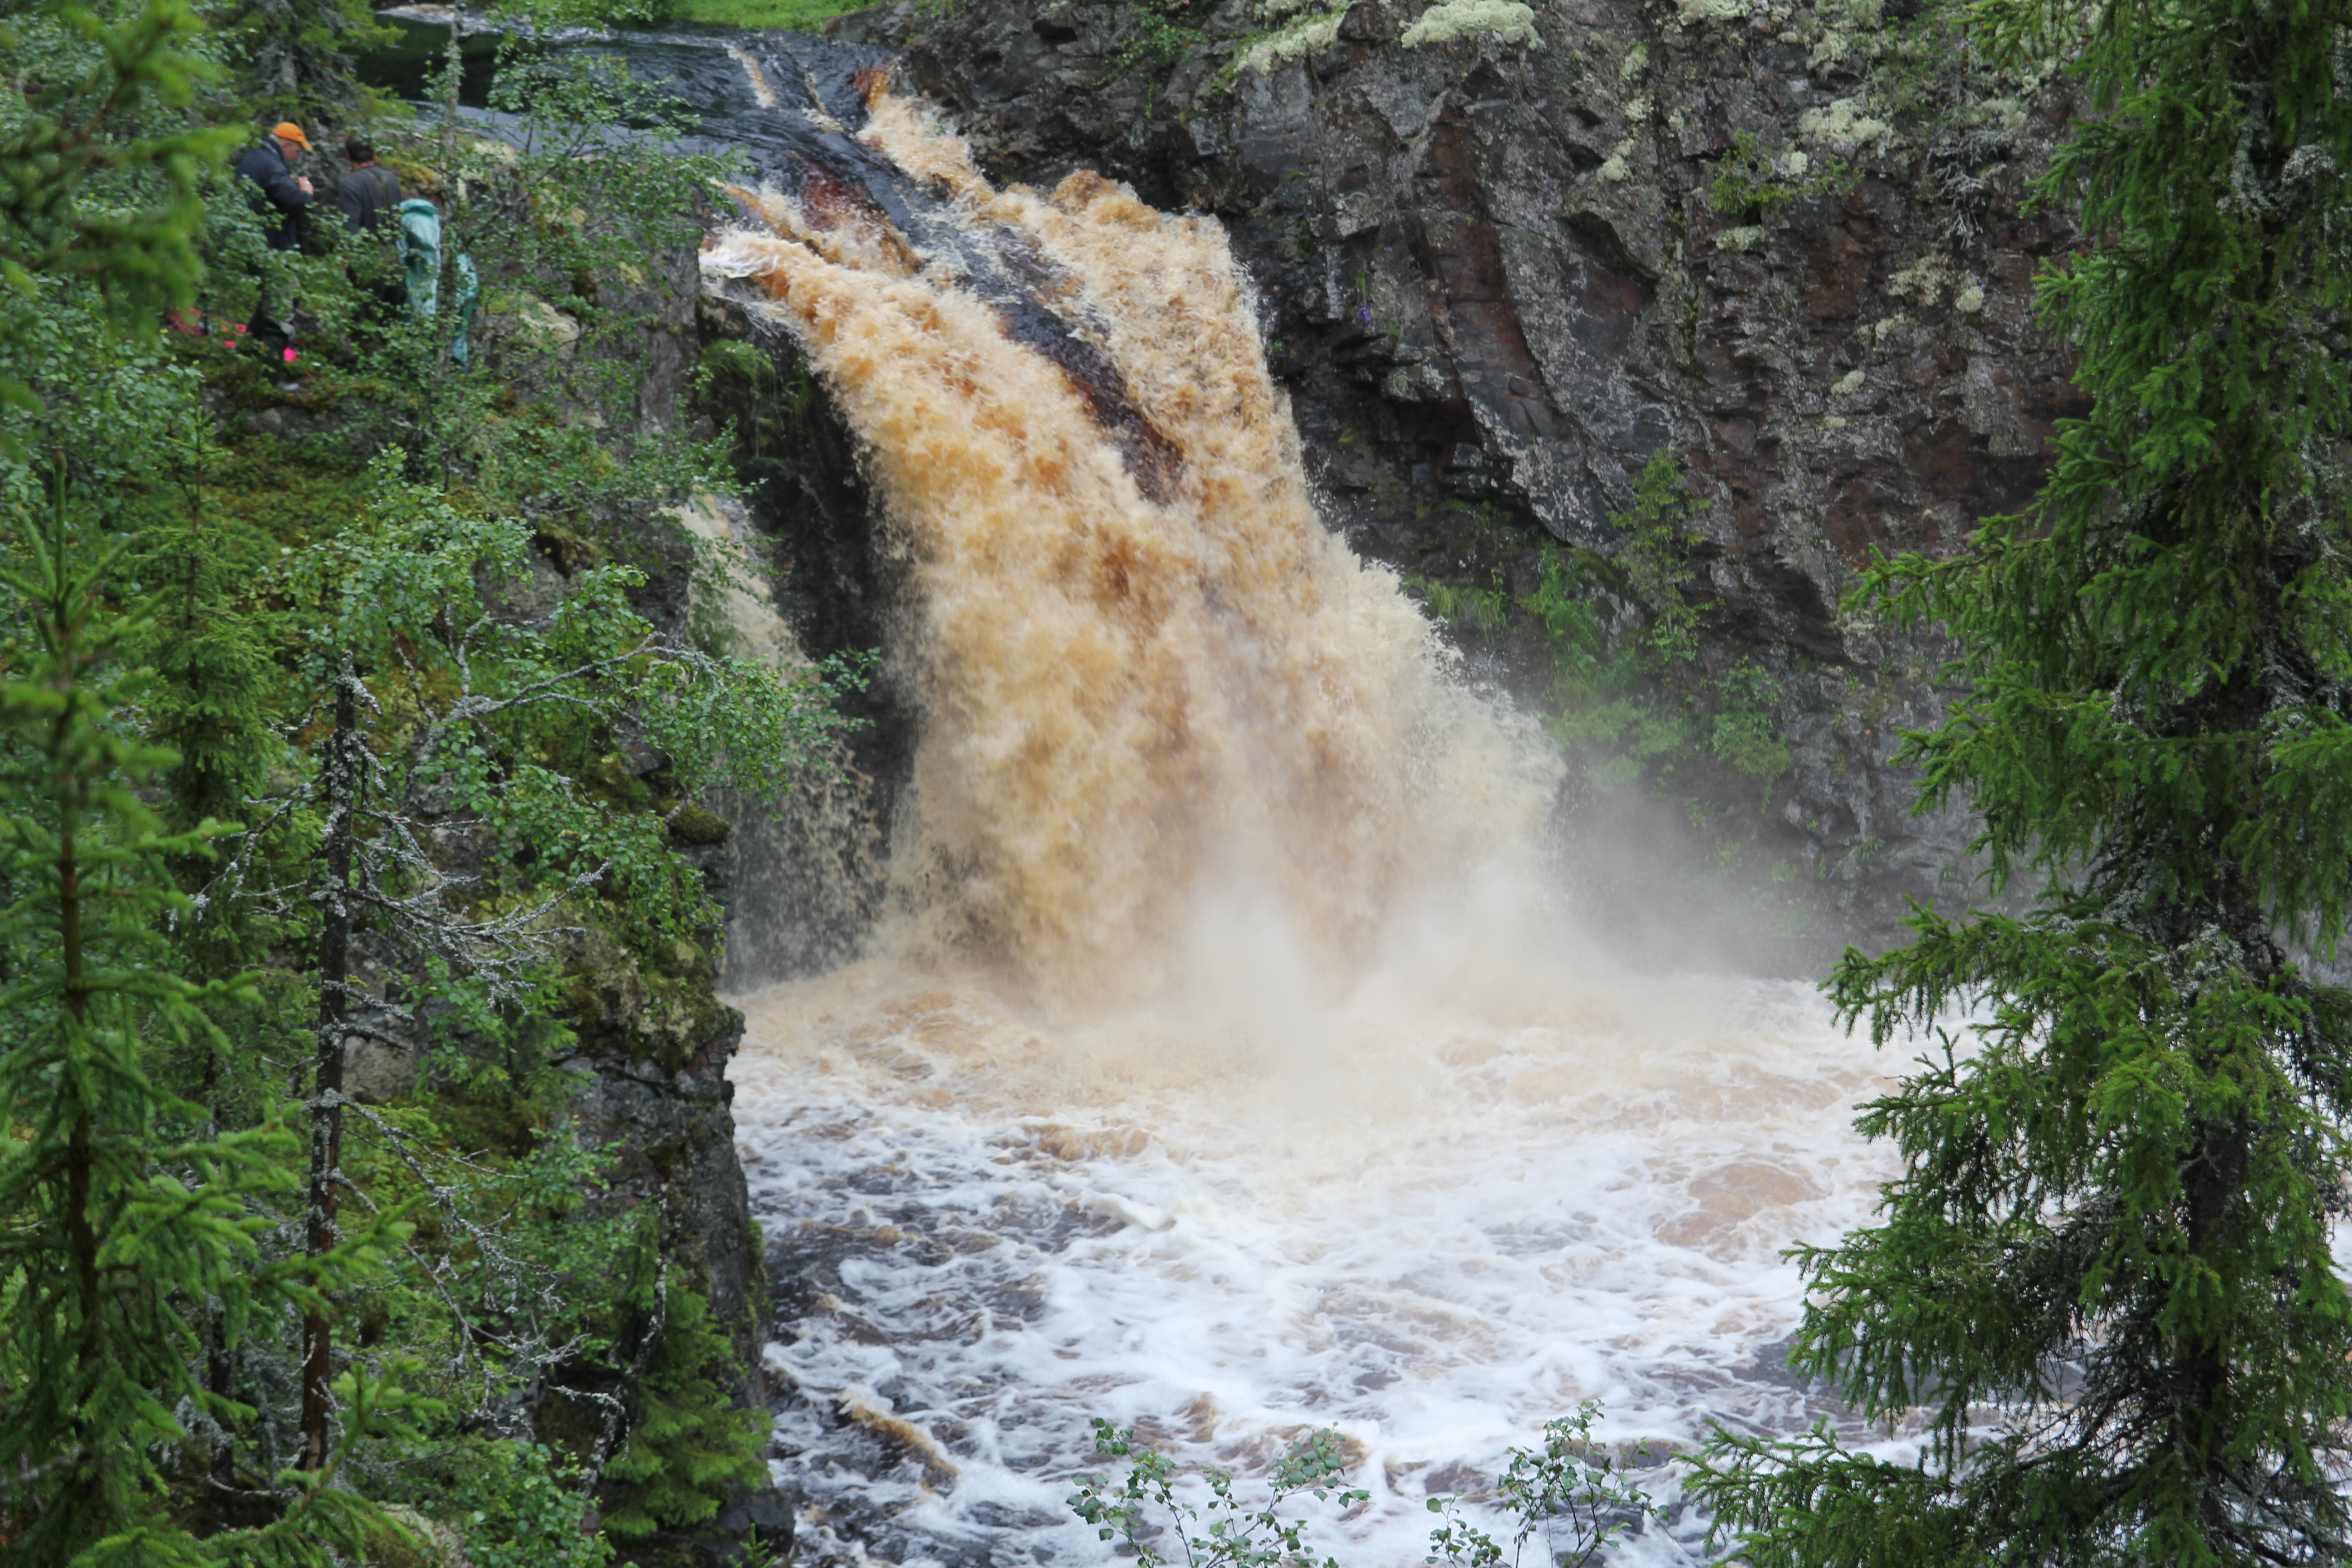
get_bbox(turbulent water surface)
[701,57,1895,1568]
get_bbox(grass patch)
[656,0,866,29]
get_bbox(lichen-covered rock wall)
[818,0,2076,955]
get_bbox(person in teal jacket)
[396,195,481,367]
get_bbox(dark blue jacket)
[234,139,313,251]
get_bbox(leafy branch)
[1423,1403,1651,1568]
[1069,1406,1653,1568]
[1069,1420,1368,1568]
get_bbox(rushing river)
[728,966,1889,1568]
[661,39,1901,1566]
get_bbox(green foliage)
[0,0,236,431]
[344,1115,633,1429]
[235,457,859,957]
[1690,0,2352,1561]
[1705,130,1857,221]
[600,1280,771,1539]
[1708,661,1791,784]
[1612,448,1709,669]
[0,8,852,1554]
[1069,1407,1651,1568]
[1405,570,1510,636]
[1519,458,1789,794]
[1422,1402,1650,1568]
[0,278,276,879]
[228,0,396,125]
[700,338,823,468]
[0,277,209,509]
[432,1439,611,1568]
[1510,544,1693,784]
[649,0,868,27]
[0,490,414,1565]
[1068,1420,1368,1568]
[1109,0,1214,75]
[1402,456,1792,812]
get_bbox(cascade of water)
[706,87,1559,1008]
[703,68,1890,1568]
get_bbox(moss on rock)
[665,802,731,847]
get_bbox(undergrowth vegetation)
[0,0,860,1561]
[1071,1405,1651,1568]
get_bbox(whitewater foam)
[733,966,1893,1567]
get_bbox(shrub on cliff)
[1689,0,2352,1562]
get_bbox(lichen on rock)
[1886,251,1953,304]
[1234,4,1351,74]
[1398,0,1542,49]
[1798,95,1896,154]
[1674,0,1745,26]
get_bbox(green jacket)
[396,198,481,365]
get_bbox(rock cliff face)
[803,0,2079,954]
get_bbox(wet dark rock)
[563,1008,769,1393]
[677,1484,798,1565]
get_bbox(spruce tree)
[1689,1,2352,1564]
[598,1279,769,1542]
[0,491,404,1565]
[0,0,233,425]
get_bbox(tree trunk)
[298,655,361,1471]
[442,14,462,174]
[51,567,102,1381]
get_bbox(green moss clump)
[666,802,730,846]
[562,924,734,1073]
[204,433,378,551]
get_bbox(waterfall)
[703,87,1558,1009]
[701,63,1888,1568]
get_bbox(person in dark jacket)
[233,122,315,251]
[335,137,401,235]
[336,137,408,325]
[233,122,315,375]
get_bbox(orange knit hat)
[271,121,311,151]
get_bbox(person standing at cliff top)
[397,193,481,369]
[336,137,406,323]
[233,122,315,377]
[234,122,315,251]
[334,137,402,236]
